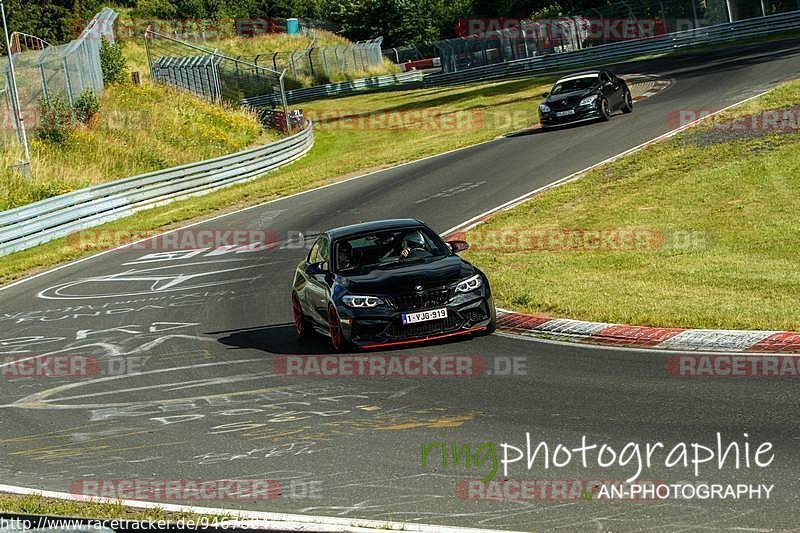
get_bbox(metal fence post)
[38,63,49,103]
[63,57,74,105]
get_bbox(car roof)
[327,219,425,239]
[556,70,608,82]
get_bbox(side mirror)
[542,91,549,98]
[447,240,469,253]
[307,261,328,275]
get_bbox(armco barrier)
[242,70,424,106]
[0,121,314,256]
[424,10,800,86]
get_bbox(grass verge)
[0,75,557,286]
[462,79,800,331]
[0,83,277,210]
[0,492,230,524]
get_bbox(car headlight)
[455,274,483,294]
[579,94,599,106]
[539,103,550,113]
[342,295,384,308]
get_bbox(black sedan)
[538,69,632,128]
[291,219,496,351]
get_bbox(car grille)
[390,288,451,311]
[549,97,580,111]
[385,314,461,339]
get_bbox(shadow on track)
[212,323,492,355]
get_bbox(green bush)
[36,95,75,145]
[73,89,100,124]
[74,90,101,124]
[99,38,127,85]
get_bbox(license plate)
[555,110,575,117]
[402,308,448,324]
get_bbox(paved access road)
[1,40,799,531]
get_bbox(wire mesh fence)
[1,8,117,161]
[144,28,289,126]
[253,36,384,82]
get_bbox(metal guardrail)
[241,70,424,106]
[0,122,314,257]
[424,10,800,86]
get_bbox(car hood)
[546,87,598,106]
[341,255,475,294]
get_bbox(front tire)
[327,304,350,352]
[621,91,633,114]
[292,293,313,338]
[599,98,611,121]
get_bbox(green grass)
[463,79,800,331]
[0,83,277,211]
[0,75,557,285]
[0,492,231,523]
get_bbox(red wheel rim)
[292,294,304,335]
[328,305,342,350]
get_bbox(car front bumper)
[539,105,600,127]
[336,293,495,349]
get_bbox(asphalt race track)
[1,40,800,531]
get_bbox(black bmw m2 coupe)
[291,219,496,351]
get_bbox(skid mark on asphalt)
[376,413,481,430]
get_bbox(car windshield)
[550,75,599,95]
[334,227,450,273]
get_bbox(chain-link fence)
[144,28,289,126]
[1,8,117,162]
[253,36,384,82]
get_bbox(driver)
[337,240,354,270]
[400,230,430,258]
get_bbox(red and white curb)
[496,309,800,353]
[627,74,673,102]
